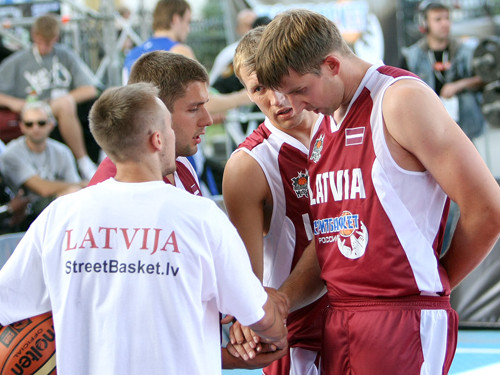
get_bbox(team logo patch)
[310,134,325,163]
[314,210,369,259]
[345,127,365,146]
[291,171,309,198]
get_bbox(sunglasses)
[23,120,48,128]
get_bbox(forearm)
[279,241,325,312]
[443,76,484,97]
[207,90,251,113]
[69,85,98,104]
[249,297,286,344]
[25,179,81,198]
[441,209,500,289]
[0,92,24,113]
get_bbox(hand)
[440,82,460,98]
[229,320,260,349]
[224,341,288,367]
[222,342,288,369]
[264,287,289,321]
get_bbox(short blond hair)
[233,26,265,83]
[89,83,164,162]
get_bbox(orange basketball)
[0,312,56,374]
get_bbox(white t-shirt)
[0,178,267,375]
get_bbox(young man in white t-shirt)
[0,83,287,375]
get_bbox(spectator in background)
[123,0,254,195]
[401,0,485,140]
[0,101,85,226]
[0,14,100,180]
[211,14,272,95]
[122,0,250,115]
[210,8,257,87]
[401,0,487,250]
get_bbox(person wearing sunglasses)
[0,100,86,225]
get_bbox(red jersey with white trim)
[89,156,201,196]
[308,63,451,299]
[237,118,315,288]
[236,118,328,358]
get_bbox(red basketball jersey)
[308,64,451,299]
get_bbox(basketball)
[0,312,56,374]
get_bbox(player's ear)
[150,131,162,151]
[323,55,340,77]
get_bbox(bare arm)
[0,92,25,113]
[248,294,287,346]
[206,90,252,114]
[278,240,326,312]
[222,150,271,280]
[440,75,485,99]
[23,175,85,198]
[383,79,500,289]
[68,85,98,104]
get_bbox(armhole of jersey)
[310,113,325,141]
[378,76,431,176]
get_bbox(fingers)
[220,314,235,325]
[229,320,259,348]
[226,341,257,361]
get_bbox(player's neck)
[164,173,175,185]
[114,162,163,183]
[153,29,178,41]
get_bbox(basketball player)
[222,27,327,373]
[89,51,211,194]
[253,9,500,374]
[0,83,287,374]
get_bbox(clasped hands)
[222,288,289,366]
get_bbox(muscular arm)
[278,240,326,312]
[222,150,271,280]
[383,79,500,289]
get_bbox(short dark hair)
[153,0,191,31]
[128,50,208,112]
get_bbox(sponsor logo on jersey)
[315,211,368,260]
[310,133,324,163]
[291,171,309,198]
[345,127,365,146]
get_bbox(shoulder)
[170,44,195,59]
[46,138,73,154]
[2,137,26,155]
[0,48,29,66]
[53,44,78,59]
[224,149,269,195]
